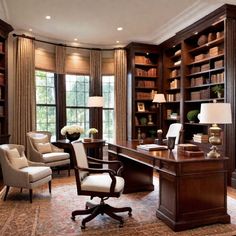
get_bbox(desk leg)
[118,155,154,194]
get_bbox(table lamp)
[87,96,104,107]
[152,93,166,130]
[88,96,104,139]
[199,102,232,158]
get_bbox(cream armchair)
[27,131,70,175]
[0,144,52,203]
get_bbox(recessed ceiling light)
[194,31,198,35]
[116,40,120,43]
[146,52,149,55]
[45,16,51,20]
[29,28,32,32]
[117,27,123,31]
[74,38,78,41]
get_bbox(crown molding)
[150,0,223,44]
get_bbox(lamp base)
[207,145,221,158]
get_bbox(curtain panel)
[12,37,36,147]
[114,49,127,141]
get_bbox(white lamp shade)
[152,94,166,103]
[199,103,232,124]
[87,96,104,107]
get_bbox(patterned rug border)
[1,175,236,236]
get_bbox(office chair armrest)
[87,156,123,175]
[87,156,122,165]
[77,166,116,175]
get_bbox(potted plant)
[88,128,98,139]
[187,110,200,123]
[61,124,84,142]
[211,85,224,98]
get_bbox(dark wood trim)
[56,74,66,139]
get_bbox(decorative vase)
[66,132,80,142]
[90,133,94,140]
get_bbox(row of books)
[211,72,224,83]
[135,56,155,65]
[0,42,3,52]
[136,92,152,100]
[190,88,210,100]
[169,79,180,89]
[169,69,180,78]
[136,80,155,87]
[166,93,180,102]
[135,68,157,77]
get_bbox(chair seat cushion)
[21,166,52,182]
[42,152,70,163]
[81,174,124,193]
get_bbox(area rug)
[1,173,236,236]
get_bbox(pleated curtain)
[12,37,36,147]
[114,49,127,141]
[55,45,66,74]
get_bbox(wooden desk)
[108,140,230,231]
[53,139,105,167]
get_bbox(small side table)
[53,139,106,168]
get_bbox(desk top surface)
[108,140,228,163]
[56,139,106,144]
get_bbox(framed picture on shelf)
[137,102,145,112]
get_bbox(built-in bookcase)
[126,42,161,140]
[0,19,13,144]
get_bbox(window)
[66,74,90,137]
[102,75,114,142]
[35,70,56,139]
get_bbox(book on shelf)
[0,42,3,52]
[137,144,168,151]
[193,133,209,143]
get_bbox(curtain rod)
[12,33,125,51]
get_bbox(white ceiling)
[1,0,236,48]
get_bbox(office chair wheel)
[128,211,132,217]
[119,222,124,228]
[81,224,86,229]
[71,216,75,221]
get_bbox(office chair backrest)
[72,142,89,181]
[166,123,182,144]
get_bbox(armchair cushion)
[31,136,49,149]
[35,142,52,154]
[81,174,124,193]
[6,148,29,169]
[21,166,52,182]
[42,152,70,163]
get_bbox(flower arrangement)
[88,128,98,134]
[60,125,84,135]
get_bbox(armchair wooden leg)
[29,189,33,203]
[48,181,51,194]
[20,188,23,192]
[4,186,10,201]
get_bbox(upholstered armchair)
[27,131,70,175]
[0,144,52,203]
[71,141,132,229]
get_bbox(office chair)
[71,141,132,229]
[165,123,183,144]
